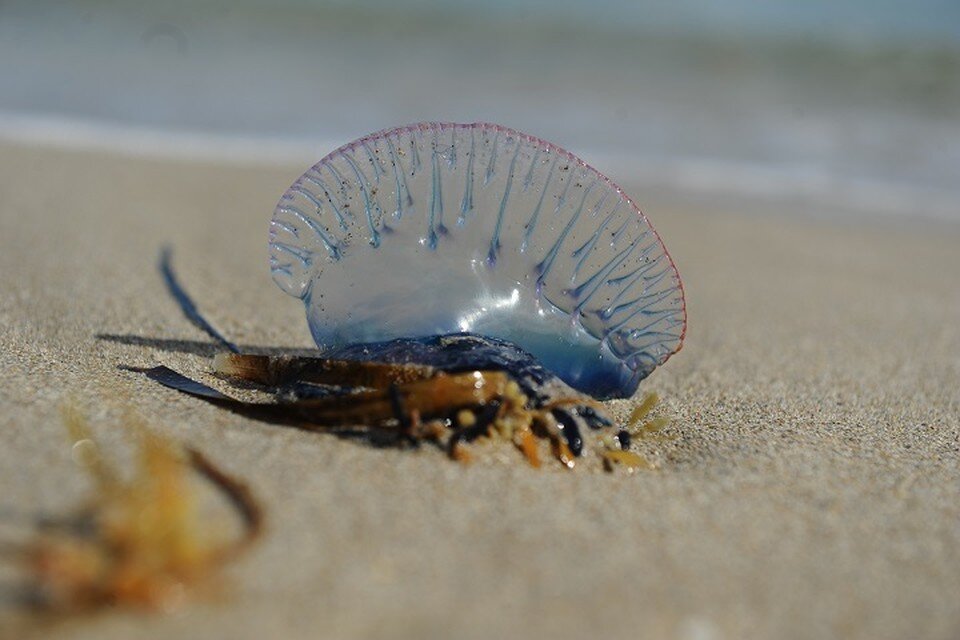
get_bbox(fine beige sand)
[1,142,958,640]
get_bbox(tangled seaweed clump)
[21,408,262,613]
[146,332,672,471]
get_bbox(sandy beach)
[1,142,958,639]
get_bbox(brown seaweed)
[19,409,262,613]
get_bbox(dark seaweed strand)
[140,365,347,430]
[186,447,264,560]
[449,400,502,452]
[388,384,419,447]
[158,247,240,353]
[579,406,612,430]
[388,384,409,429]
[144,364,237,399]
[551,407,583,456]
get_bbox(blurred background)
[2,0,958,221]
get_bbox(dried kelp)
[20,408,262,613]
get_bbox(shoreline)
[2,116,959,225]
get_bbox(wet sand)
[0,143,958,639]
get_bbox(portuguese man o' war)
[141,123,685,469]
[269,122,686,400]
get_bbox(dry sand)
[0,143,958,639]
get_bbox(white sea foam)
[592,151,960,223]
[3,111,957,223]
[0,111,325,166]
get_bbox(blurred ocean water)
[2,0,958,220]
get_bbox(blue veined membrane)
[269,122,685,399]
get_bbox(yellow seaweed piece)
[23,409,262,613]
[601,450,652,472]
[627,392,659,429]
[515,428,542,469]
